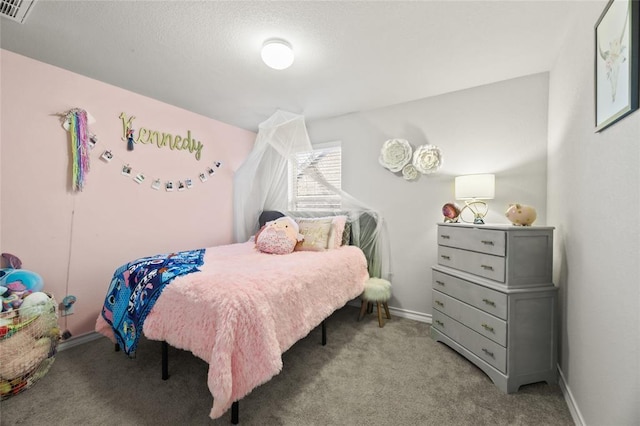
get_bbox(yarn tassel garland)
[67,109,91,191]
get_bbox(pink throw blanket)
[95,241,368,419]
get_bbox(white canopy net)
[233,110,390,279]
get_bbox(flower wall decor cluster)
[378,138,443,181]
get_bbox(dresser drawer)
[432,269,507,319]
[438,246,506,282]
[432,310,506,373]
[438,226,506,256]
[432,290,506,346]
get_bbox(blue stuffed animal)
[0,269,43,293]
[0,269,44,313]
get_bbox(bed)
[94,211,370,422]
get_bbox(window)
[288,141,341,211]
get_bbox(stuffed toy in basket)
[0,291,59,400]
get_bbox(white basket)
[0,295,59,400]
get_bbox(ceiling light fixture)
[261,39,294,70]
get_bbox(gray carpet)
[0,306,573,425]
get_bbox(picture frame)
[595,0,639,132]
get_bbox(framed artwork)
[595,0,639,132]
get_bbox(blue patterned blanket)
[100,249,205,355]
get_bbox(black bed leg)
[162,341,169,380]
[231,401,239,424]
[321,320,326,346]
[115,343,120,352]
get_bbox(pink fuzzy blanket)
[95,241,368,419]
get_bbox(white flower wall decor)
[402,164,419,181]
[379,139,443,181]
[412,144,443,174]
[379,139,412,173]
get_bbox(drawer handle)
[435,300,444,307]
[481,264,493,271]
[441,255,451,260]
[435,280,445,286]
[440,235,450,239]
[482,298,496,307]
[481,323,495,333]
[435,320,444,327]
[481,240,494,246]
[482,348,494,358]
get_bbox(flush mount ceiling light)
[261,39,294,70]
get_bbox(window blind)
[288,142,341,211]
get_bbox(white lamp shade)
[261,40,294,70]
[455,174,495,200]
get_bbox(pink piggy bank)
[505,204,537,226]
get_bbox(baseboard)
[57,331,103,352]
[347,300,432,323]
[387,306,432,323]
[558,366,585,426]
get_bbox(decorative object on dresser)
[431,223,557,393]
[505,204,537,226]
[454,174,495,225]
[442,203,461,223]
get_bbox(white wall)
[307,73,549,318]
[548,2,639,425]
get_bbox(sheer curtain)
[233,110,390,279]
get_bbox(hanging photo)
[178,181,186,191]
[214,161,222,168]
[89,134,98,149]
[100,150,113,162]
[207,167,215,176]
[199,172,208,183]
[121,164,132,176]
[134,173,146,184]
[165,181,174,192]
[151,179,162,190]
[185,178,193,189]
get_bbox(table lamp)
[455,174,495,224]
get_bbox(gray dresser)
[431,223,557,393]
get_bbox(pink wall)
[0,50,255,337]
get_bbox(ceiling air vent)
[0,0,36,24]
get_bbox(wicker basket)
[0,295,59,400]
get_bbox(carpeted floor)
[0,305,574,425]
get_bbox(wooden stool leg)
[383,302,391,319]
[358,299,368,321]
[377,301,384,327]
[367,302,373,314]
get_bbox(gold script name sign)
[119,112,204,160]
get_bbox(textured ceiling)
[0,1,580,131]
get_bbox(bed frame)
[109,210,373,424]
[115,319,327,424]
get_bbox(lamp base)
[460,200,489,225]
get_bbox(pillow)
[327,215,348,249]
[294,215,349,250]
[255,216,302,255]
[341,221,352,246]
[295,218,333,251]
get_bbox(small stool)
[358,277,392,327]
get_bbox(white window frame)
[288,141,342,211]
